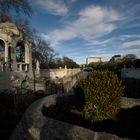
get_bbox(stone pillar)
[28,43,33,79]
[19,64,22,71]
[36,60,40,77]
[4,43,8,62]
[65,65,67,76]
[11,42,17,71]
[25,64,28,71]
[25,43,29,63]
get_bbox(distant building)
[86,57,103,66]
[110,55,124,62]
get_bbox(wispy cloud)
[121,40,140,49]
[85,38,114,46]
[35,0,68,16]
[48,5,120,42]
[119,34,140,41]
[70,0,78,3]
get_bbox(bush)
[0,89,41,140]
[74,70,124,122]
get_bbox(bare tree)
[15,18,37,41]
[0,0,32,22]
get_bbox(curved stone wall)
[9,94,131,140]
[121,97,140,108]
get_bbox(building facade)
[86,57,103,65]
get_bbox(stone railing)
[17,63,29,72]
[40,68,81,79]
[0,62,12,72]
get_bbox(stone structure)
[40,68,81,80]
[35,68,81,93]
[0,22,33,90]
[121,67,140,79]
[110,55,124,63]
[0,22,81,92]
[121,97,140,108]
[9,94,130,140]
[121,67,140,98]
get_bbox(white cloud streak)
[119,34,140,41]
[70,0,78,3]
[48,5,120,42]
[121,40,140,49]
[35,0,68,16]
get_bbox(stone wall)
[10,94,129,140]
[35,72,81,94]
[122,78,140,98]
[40,68,81,79]
[121,97,140,108]
[0,68,81,92]
[121,68,140,79]
[0,72,11,90]
[0,71,34,91]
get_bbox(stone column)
[4,43,8,62]
[28,43,33,79]
[25,64,28,71]
[36,60,40,77]
[19,64,22,71]
[65,65,67,76]
[25,43,29,63]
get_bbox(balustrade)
[17,63,29,72]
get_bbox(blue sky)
[30,0,140,64]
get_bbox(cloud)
[48,5,119,43]
[38,2,140,63]
[85,38,114,46]
[70,0,78,3]
[35,0,68,16]
[119,34,140,41]
[121,40,140,49]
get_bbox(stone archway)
[16,41,25,62]
[0,39,5,61]
[0,39,5,71]
[8,47,12,62]
[21,80,29,89]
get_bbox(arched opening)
[21,80,28,89]
[16,41,25,62]
[0,39,5,62]
[8,47,12,62]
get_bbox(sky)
[30,0,140,64]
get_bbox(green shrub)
[74,79,86,109]
[74,70,124,122]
